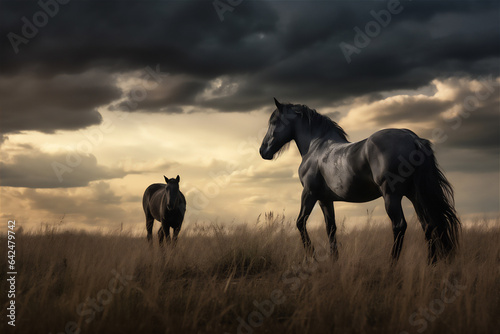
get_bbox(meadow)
[1,213,499,334]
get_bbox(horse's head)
[259,98,296,160]
[164,175,180,210]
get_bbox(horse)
[142,175,186,246]
[259,98,460,263]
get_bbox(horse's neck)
[294,124,347,157]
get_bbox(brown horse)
[142,175,186,246]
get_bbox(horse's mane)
[289,103,349,141]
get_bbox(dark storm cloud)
[0,71,121,134]
[0,0,498,125]
[0,150,127,188]
[0,0,279,76]
[110,74,207,113]
[130,0,499,112]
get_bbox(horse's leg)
[172,226,181,247]
[146,214,154,244]
[383,193,407,262]
[297,189,317,256]
[319,200,338,259]
[161,220,171,246]
[157,226,164,246]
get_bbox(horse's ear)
[164,175,168,183]
[274,97,283,112]
[176,175,180,183]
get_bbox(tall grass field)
[1,214,499,334]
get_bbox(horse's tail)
[412,139,461,261]
[142,186,155,242]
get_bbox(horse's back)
[143,183,165,200]
[365,128,426,189]
[365,128,421,165]
[366,129,419,155]
[316,128,425,201]
[142,183,165,214]
[143,182,186,225]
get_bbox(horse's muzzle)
[260,146,273,160]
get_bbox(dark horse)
[143,175,186,246]
[260,98,460,263]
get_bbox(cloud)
[340,77,500,149]
[233,164,296,184]
[91,181,121,205]
[0,0,279,77]
[0,149,127,188]
[119,158,179,175]
[0,70,121,134]
[429,77,500,150]
[447,171,500,215]
[0,1,497,114]
[111,73,206,113]
[22,182,119,214]
[18,181,132,227]
[436,148,499,174]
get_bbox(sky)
[0,0,499,233]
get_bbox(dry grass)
[1,214,499,334]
